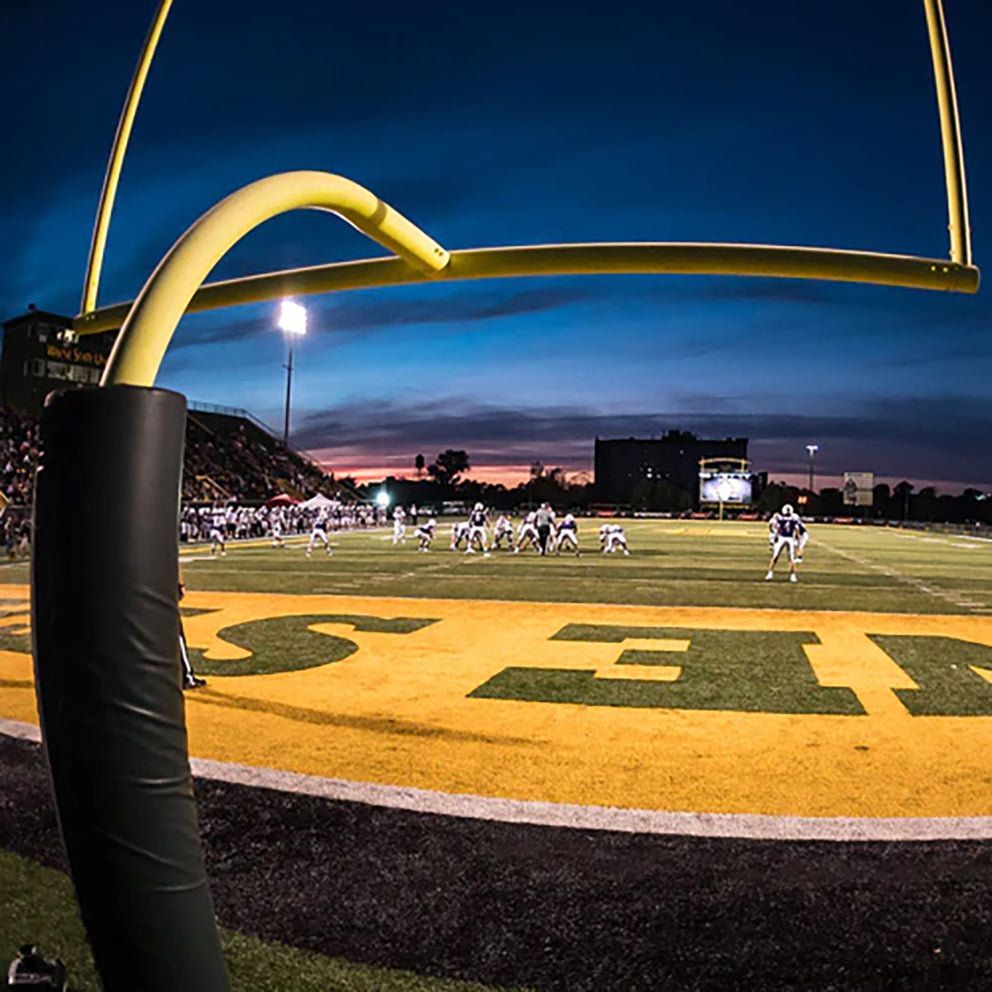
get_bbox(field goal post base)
[32,385,229,992]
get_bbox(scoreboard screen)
[699,471,754,505]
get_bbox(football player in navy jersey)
[554,513,580,556]
[765,504,802,582]
[465,502,490,555]
[415,518,436,552]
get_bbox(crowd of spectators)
[183,415,329,502]
[180,502,385,544]
[1,410,38,556]
[0,406,348,557]
[1,409,39,508]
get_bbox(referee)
[534,502,554,556]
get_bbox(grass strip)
[0,849,529,992]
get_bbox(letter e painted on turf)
[470,625,864,715]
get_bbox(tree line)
[336,450,992,524]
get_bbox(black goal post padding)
[31,385,229,992]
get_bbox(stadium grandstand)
[1,307,346,509]
[0,401,341,510]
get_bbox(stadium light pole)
[806,444,819,493]
[278,300,307,445]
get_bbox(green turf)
[0,850,529,992]
[162,521,992,615]
[3,520,991,615]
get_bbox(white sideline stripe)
[0,718,39,743]
[3,717,990,842]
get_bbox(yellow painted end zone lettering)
[1,586,990,818]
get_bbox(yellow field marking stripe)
[5,717,987,843]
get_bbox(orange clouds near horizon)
[305,461,557,489]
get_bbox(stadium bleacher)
[0,403,334,511]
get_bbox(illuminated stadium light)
[277,299,307,445]
[375,490,391,508]
[277,299,307,336]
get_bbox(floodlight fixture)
[278,299,307,336]
[278,299,308,445]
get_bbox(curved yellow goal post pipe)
[101,171,450,387]
[80,242,979,340]
[924,0,972,267]
[81,0,173,315]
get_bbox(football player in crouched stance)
[599,522,630,555]
[450,520,470,551]
[415,518,436,552]
[765,503,802,582]
[493,514,515,551]
[513,512,540,553]
[554,513,581,556]
[465,502,490,556]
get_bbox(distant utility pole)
[805,444,819,493]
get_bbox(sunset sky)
[3,0,990,491]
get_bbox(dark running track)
[2,734,990,991]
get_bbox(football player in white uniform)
[306,511,333,556]
[415,518,436,552]
[513,512,539,553]
[392,506,406,546]
[492,514,515,551]
[450,520,470,551]
[465,503,490,555]
[271,510,286,549]
[209,508,226,557]
[554,513,580,556]
[765,504,801,581]
[599,522,630,555]
[795,518,809,563]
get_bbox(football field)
[179,516,992,613]
[3,518,990,824]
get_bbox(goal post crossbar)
[76,241,979,339]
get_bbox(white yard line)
[813,537,984,614]
[885,530,992,547]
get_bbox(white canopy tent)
[299,493,336,510]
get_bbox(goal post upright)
[923,0,972,267]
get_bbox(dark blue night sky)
[3,1,990,488]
